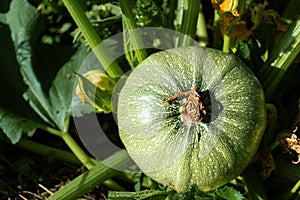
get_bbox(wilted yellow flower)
[75,70,116,113]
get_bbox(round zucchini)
[117,46,266,192]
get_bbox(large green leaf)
[6,0,57,127]
[6,0,88,130]
[0,13,6,23]
[0,16,44,144]
[0,108,41,144]
[0,0,88,143]
[50,46,89,118]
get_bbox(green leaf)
[0,13,6,24]
[258,16,300,100]
[214,186,244,200]
[0,13,44,144]
[0,108,42,144]
[234,39,264,73]
[172,185,245,200]
[6,0,89,130]
[108,189,168,200]
[172,185,213,200]
[22,44,88,129]
[49,46,89,117]
[6,0,58,127]
[6,0,42,44]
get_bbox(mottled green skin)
[118,46,266,192]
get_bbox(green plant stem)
[60,131,96,169]
[223,33,231,53]
[63,115,70,133]
[291,179,300,194]
[17,138,125,191]
[166,0,177,29]
[17,139,82,165]
[282,0,300,19]
[174,0,184,31]
[179,0,201,46]
[119,0,148,68]
[212,10,222,49]
[40,125,95,169]
[267,141,280,152]
[48,150,132,200]
[282,179,300,200]
[196,0,209,46]
[180,0,201,38]
[272,158,300,200]
[62,0,123,78]
[264,103,278,145]
[258,16,300,100]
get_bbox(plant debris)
[285,134,300,164]
[259,150,276,179]
[278,99,300,164]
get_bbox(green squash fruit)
[117,46,266,192]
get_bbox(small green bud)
[75,70,115,113]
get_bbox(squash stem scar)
[162,86,209,126]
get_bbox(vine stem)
[61,131,96,169]
[166,0,177,30]
[263,103,278,146]
[178,0,201,46]
[40,125,95,169]
[212,10,222,49]
[119,0,148,68]
[63,115,70,133]
[222,33,231,53]
[258,16,300,99]
[48,150,132,200]
[16,139,82,165]
[196,0,209,46]
[291,179,300,194]
[62,0,123,78]
[17,138,125,191]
